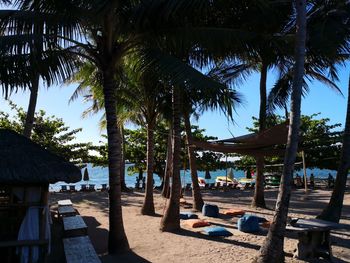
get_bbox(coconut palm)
[0,8,78,138]
[318,75,350,222]
[5,0,233,249]
[255,0,307,261]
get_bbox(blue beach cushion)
[203,226,232,237]
[180,212,198,220]
[202,204,219,218]
[237,215,260,233]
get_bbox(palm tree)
[183,110,204,211]
[255,0,307,261]
[160,86,182,232]
[318,74,350,222]
[0,8,78,138]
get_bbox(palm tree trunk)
[184,112,204,211]
[141,121,156,215]
[252,63,268,208]
[102,69,130,254]
[162,128,172,198]
[23,75,39,138]
[160,87,181,232]
[253,155,266,208]
[318,74,350,222]
[255,1,306,261]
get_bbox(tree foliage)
[92,121,229,177]
[0,102,94,166]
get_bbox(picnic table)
[58,205,77,217]
[286,218,349,260]
[63,236,101,263]
[63,215,88,237]
[58,199,73,206]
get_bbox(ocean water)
[49,163,338,192]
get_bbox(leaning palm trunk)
[184,112,204,211]
[141,121,156,215]
[23,75,39,138]
[102,69,130,253]
[252,63,268,208]
[160,87,181,232]
[162,129,172,198]
[318,74,350,222]
[255,1,306,262]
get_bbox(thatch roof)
[0,129,81,184]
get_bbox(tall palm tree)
[160,86,182,232]
[7,0,224,250]
[318,74,350,222]
[0,7,78,138]
[255,0,307,261]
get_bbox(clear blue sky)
[1,65,349,145]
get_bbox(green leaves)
[0,102,95,166]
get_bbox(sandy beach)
[49,188,350,263]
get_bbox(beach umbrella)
[227,168,234,180]
[83,167,89,184]
[205,169,211,179]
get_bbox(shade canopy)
[0,129,81,184]
[192,123,289,157]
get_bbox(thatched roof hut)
[0,129,81,262]
[0,129,81,184]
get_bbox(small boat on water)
[198,177,206,188]
[265,173,281,186]
[215,176,238,186]
[238,178,256,185]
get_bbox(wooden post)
[302,151,308,193]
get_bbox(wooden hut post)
[40,184,49,240]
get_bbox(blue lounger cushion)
[202,204,219,218]
[237,214,261,233]
[203,226,232,237]
[180,212,198,220]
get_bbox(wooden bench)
[286,218,348,260]
[58,199,73,206]
[63,215,88,237]
[63,236,101,263]
[58,205,77,217]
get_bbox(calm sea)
[49,163,337,192]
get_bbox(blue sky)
[1,65,349,145]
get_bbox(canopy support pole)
[225,155,228,185]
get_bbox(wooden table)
[63,215,88,237]
[58,205,76,217]
[63,236,101,263]
[58,199,73,206]
[286,218,348,260]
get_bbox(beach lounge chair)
[80,184,88,191]
[88,184,95,191]
[60,185,68,192]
